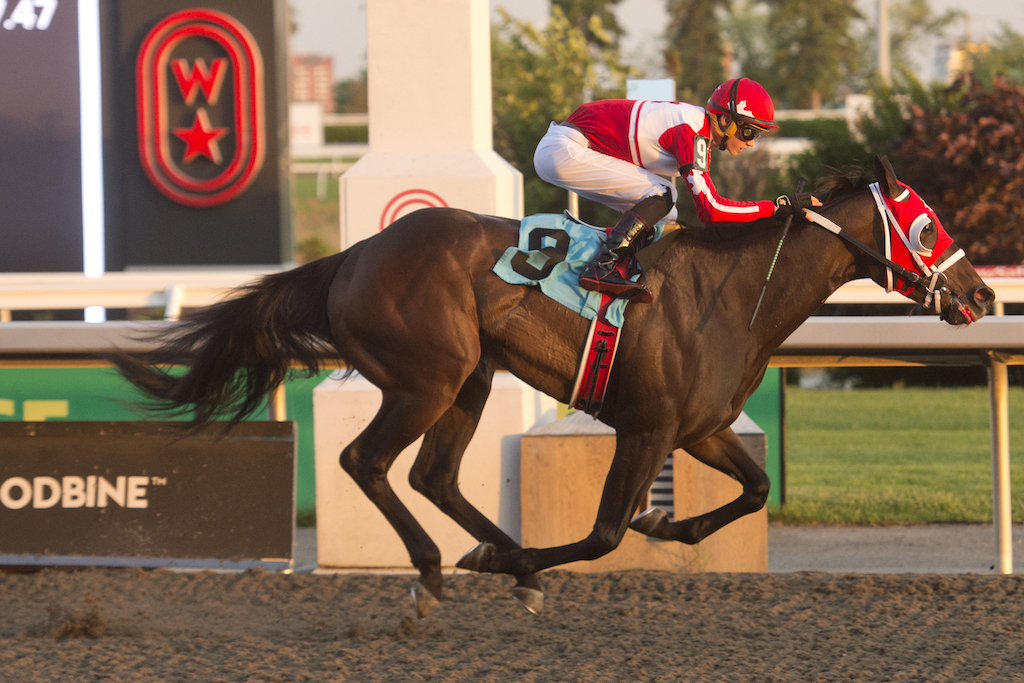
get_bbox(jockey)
[534,77,820,303]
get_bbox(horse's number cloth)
[493,213,665,328]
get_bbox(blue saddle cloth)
[492,213,665,328]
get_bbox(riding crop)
[748,177,807,330]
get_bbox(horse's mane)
[686,165,873,244]
[812,165,874,205]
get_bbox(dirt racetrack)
[2,568,1023,682]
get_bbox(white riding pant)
[533,122,679,222]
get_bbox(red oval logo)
[137,9,265,208]
[379,189,449,231]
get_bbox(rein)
[803,183,966,314]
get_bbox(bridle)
[803,183,968,317]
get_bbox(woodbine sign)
[0,421,296,570]
[1,474,154,510]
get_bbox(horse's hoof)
[630,506,668,537]
[512,587,544,616]
[410,580,440,620]
[455,542,496,573]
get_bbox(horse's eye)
[909,214,937,255]
[920,223,936,248]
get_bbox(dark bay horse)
[112,156,994,618]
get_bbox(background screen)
[0,0,83,272]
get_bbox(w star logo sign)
[171,57,228,106]
[137,10,266,208]
[175,107,228,164]
[171,58,229,164]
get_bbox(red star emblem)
[173,108,229,164]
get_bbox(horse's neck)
[787,201,867,287]
[666,194,868,351]
[759,193,874,337]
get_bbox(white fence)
[0,269,283,322]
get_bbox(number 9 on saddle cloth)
[493,213,669,328]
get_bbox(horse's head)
[867,156,994,325]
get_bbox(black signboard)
[0,0,84,272]
[0,421,295,569]
[0,1,288,274]
[102,0,290,269]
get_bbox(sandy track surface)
[2,568,1024,682]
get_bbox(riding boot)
[579,211,658,303]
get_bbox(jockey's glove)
[774,193,815,216]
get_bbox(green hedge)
[324,125,368,143]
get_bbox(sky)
[290,0,1024,84]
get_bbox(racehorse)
[111,156,994,618]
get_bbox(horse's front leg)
[630,426,770,544]
[457,429,675,577]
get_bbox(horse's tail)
[109,251,348,426]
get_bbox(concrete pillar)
[339,0,523,248]
[313,371,556,569]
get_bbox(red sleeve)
[682,167,776,224]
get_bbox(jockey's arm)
[683,168,776,224]
[659,124,775,224]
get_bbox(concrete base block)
[313,371,556,569]
[520,412,768,573]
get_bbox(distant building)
[290,54,334,112]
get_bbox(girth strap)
[569,294,622,416]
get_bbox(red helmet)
[707,78,778,130]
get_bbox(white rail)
[826,277,1024,307]
[0,269,284,321]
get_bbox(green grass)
[772,386,1024,525]
[292,173,340,200]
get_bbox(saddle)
[493,213,683,415]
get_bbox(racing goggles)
[736,123,765,142]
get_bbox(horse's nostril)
[974,286,996,307]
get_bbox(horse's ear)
[874,155,902,199]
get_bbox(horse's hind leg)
[408,362,544,614]
[338,390,456,617]
[629,427,770,544]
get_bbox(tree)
[491,7,633,218]
[550,0,625,47]
[721,0,770,83]
[968,25,1024,86]
[790,72,1024,265]
[893,77,1024,265]
[888,0,962,77]
[334,70,367,113]
[664,0,728,104]
[786,71,935,177]
[755,0,865,109]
